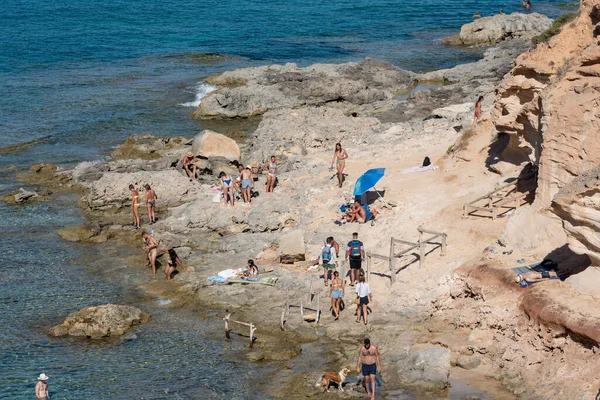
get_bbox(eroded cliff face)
[492,0,600,209]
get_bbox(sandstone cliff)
[492,1,600,210]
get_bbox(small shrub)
[532,12,578,45]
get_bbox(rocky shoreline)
[9,3,600,399]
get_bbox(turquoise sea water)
[0,0,576,398]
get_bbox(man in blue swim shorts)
[356,338,383,399]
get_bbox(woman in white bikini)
[330,270,345,320]
[330,142,348,188]
[264,155,277,193]
[219,171,235,206]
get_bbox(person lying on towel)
[515,270,564,284]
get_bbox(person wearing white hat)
[36,373,49,400]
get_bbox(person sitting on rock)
[473,11,481,18]
[165,248,186,280]
[525,0,531,10]
[499,9,505,14]
[344,200,366,224]
[219,171,235,206]
[472,95,484,128]
[183,152,198,181]
[246,259,258,278]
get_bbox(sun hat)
[38,373,49,381]
[246,165,252,169]
[187,151,193,157]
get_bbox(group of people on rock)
[141,231,185,279]
[473,1,530,19]
[309,233,373,324]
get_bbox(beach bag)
[339,300,345,311]
[349,240,362,259]
[321,246,332,263]
[422,156,431,167]
[354,296,360,305]
[541,259,558,271]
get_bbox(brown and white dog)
[316,367,351,392]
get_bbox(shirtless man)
[233,164,244,191]
[143,231,159,277]
[240,166,253,203]
[344,201,366,224]
[35,373,49,400]
[516,269,563,283]
[183,152,197,180]
[356,339,382,400]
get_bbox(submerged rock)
[49,304,151,339]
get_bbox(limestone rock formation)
[399,347,451,390]
[277,229,306,264]
[193,58,416,119]
[83,170,202,212]
[442,13,552,46]
[492,2,600,209]
[191,130,240,161]
[49,304,151,339]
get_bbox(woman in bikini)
[142,231,159,277]
[330,143,348,188]
[144,184,158,224]
[129,184,141,230]
[330,270,344,320]
[264,155,277,193]
[165,248,185,280]
[472,95,484,128]
[219,171,235,206]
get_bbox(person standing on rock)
[144,184,158,224]
[264,155,278,193]
[330,142,348,188]
[330,270,344,320]
[356,339,382,400]
[472,95,484,128]
[183,152,198,181]
[346,232,365,286]
[219,171,235,206]
[35,373,49,400]
[142,231,159,277]
[233,164,244,192]
[320,237,338,286]
[240,166,253,204]
[129,184,141,230]
[355,275,372,324]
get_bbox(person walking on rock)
[330,270,344,320]
[144,184,158,224]
[129,184,141,230]
[330,142,348,188]
[35,373,49,400]
[264,155,278,193]
[320,237,338,287]
[142,231,159,277]
[346,232,365,286]
[355,275,372,324]
[356,339,382,400]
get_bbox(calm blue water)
[0,0,577,398]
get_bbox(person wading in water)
[356,338,382,400]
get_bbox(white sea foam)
[157,298,172,305]
[179,82,217,107]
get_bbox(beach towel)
[212,193,222,203]
[401,164,438,174]
[227,276,279,286]
[208,276,227,283]
[218,268,244,279]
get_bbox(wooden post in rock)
[224,314,231,339]
[418,228,425,268]
[249,324,256,348]
[441,233,447,256]
[389,237,395,284]
[316,293,320,323]
[300,300,304,318]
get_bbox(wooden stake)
[224,314,231,339]
[249,324,255,348]
[389,237,395,284]
[441,233,447,256]
[316,294,320,323]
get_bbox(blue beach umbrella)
[353,168,386,196]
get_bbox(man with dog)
[345,232,365,286]
[356,338,382,400]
